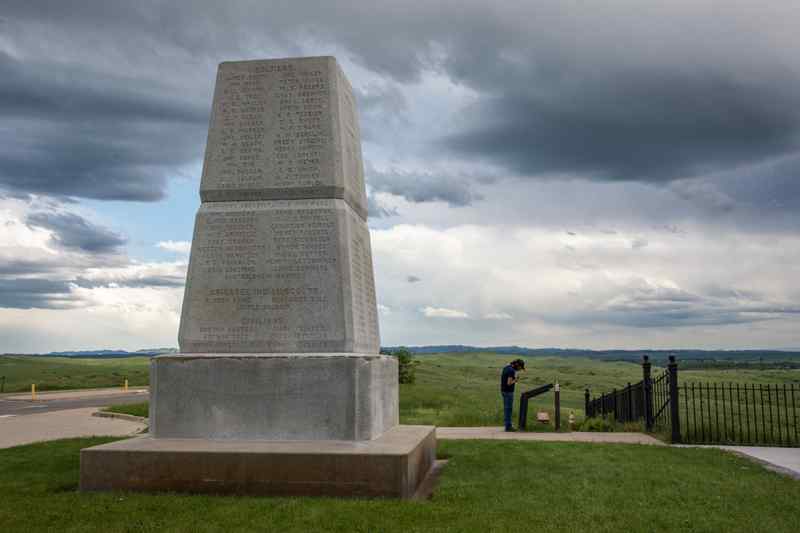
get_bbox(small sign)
[536,411,550,423]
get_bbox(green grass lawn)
[400,353,650,426]
[0,356,149,393]
[0,437,798,532]
[104,402,149,418]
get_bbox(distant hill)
[381,345,800,363]
[36,348,178,358]
[6,345,800,363]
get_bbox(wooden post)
[584,388,591,418]
[554,382,561,430]
[642,356,653,431]
[668,355,681,443]
[124,379,129,392]
[518,392,529,431]
[31,383,36,401]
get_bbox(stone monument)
[80,57,436,498]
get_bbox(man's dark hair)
[511,358,525,369]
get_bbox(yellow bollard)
[31,383,36,401]
[123,379,128,392]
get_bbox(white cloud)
[421,306,470,319]
[485,312,513,320]
[156,240,191,254]
[371,223,800,349]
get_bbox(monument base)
[80,425,436,499]
[150,353,399,441]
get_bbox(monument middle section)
[179,198,379,354]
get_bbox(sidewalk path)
[678,445,800,480]
[0,407,146,449]
[437,427,664,445]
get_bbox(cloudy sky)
[1,1,799,352]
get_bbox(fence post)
[643,356,653,431]
[612,388,618,421]
[554,382,561,430]
[668,355,681,443]
[627,382,633,422]
[585,388,591,418]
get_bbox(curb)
[93,410,149,424]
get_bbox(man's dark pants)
[502,391,514,430]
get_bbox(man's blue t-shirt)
[500,364,516,393]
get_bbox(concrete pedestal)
[149,353,399,441]
[80,425,436,498]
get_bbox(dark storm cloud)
[551,285,800,329]
[3,1,800,216]
[442,81,800,183]
[26,212,126,253]
[0,259,53,276]
[0,278,74,309]
[0,50,207,201]
[368,168,481,207]
[0,52,205,123]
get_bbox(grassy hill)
[0,355,149,393]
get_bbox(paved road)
[0,389,149,416]
[0,407,147,448]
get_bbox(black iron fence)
[586,356,798,446]
[681,382,799,446]
[586,356,680,441]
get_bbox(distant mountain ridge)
[6,345,800,361]
[39,348,178,358]
[382,345,800,362]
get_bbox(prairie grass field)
[4,352,799,434]
[1,437,798,533]
[0,356,149,393]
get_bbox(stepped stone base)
[150,353,398,441]
[79,425,436,498]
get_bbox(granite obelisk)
[80,57,435,498]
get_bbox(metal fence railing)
[586,356,798,446]
[681,382,799,447]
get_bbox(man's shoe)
[505,427,517,432]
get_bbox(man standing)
[500,359,525,432]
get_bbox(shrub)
[391,347,418,384]
[579,416,616,432]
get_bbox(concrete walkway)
[0,407,147,449]
[437,427,665,445]
[678,445,800,480]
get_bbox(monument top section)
[200,56,368,219]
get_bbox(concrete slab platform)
[80,425,436,498]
